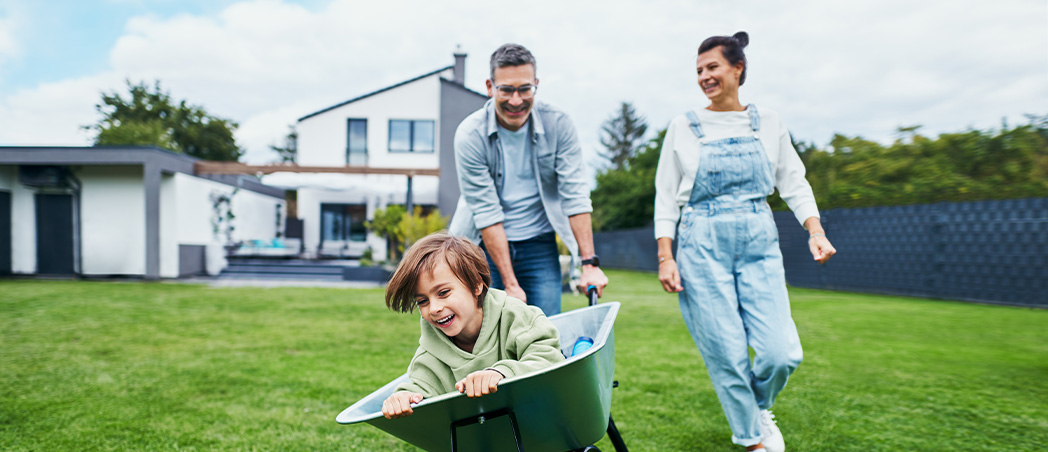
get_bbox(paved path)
[175,277,384,289]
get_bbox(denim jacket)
[448,98,593,267]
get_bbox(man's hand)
[568,213,607,297]
[577,265,609,297]
[381,391,424,419]
[504,283,527,302]
[456,370,504,398]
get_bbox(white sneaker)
[759,409,785,452]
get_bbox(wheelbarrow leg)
[606,415,628,452]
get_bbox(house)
[0,146,287,279]
[0,52,487,279]
[262,51,488,261]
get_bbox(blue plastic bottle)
[571,336,594,356]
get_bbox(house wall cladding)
[594,197,1048,307]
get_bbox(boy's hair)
[385,232,491,313]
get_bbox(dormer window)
[389,120,435,153]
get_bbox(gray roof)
[298,65,487,122]
[0,146,284,198]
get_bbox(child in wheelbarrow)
[382,232,565,419]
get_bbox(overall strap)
[684,110,705,139]
[747,104,760,133]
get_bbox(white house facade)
[0,147,286,279]
[263,52,487,261]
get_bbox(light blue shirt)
[497,123,553,241]
[449,99,593,268]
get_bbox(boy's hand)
[382,391,424,419]
[455,370,503,398]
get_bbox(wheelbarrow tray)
[337,302,621,452]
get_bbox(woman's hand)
[803,217,836,264]
[656,237,683,293]
[658,258,683,293]
[382,391,424,419]
[808,235,836,264]
[456,370,504,398]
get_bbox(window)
[320,204,367,242]
[347,119,367,165]
[388,119,435,153]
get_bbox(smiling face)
[696,46,744,103]
[485,63,538,131]
[415,259,484,350]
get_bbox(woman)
[654,31,836,452]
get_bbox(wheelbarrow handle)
[587,285,599,307]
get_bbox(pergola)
[193,161,440,212]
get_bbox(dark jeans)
[481,232,562,316]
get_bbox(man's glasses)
[493,85,538,99]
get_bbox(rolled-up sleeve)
[774,119,820,226]
[654,120,683,239]
[454,124,505,230]
[553,113,593,217]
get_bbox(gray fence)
[594,198,1048,307]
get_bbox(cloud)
[0,1,24,73]
[0,0,1045,164]
[0,73,118,145]
[0,18,15,60]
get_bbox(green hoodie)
[394,289,564,397]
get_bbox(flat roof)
[0,146,284,198]
[0,146,196,172]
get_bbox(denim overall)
[677,106,803,446]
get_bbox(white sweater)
[653,106,820,240]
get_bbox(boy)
[382,232,564,419]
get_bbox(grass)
[1,271,1046,451]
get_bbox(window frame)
[320,203,368,242]
[387,119,436,153]
[346,118,368,165]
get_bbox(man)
[448,43,608,316]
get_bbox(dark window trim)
[320,202,368,242]
[346,118,368,165]
[387,119,436,153]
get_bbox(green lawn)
[1,272,1045,451]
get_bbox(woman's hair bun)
[732,31,749,48]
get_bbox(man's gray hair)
[489,43,536,80]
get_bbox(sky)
[0,0,1045,167]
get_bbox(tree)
[592,115,1048,232]
[365,205,447,262]
[85,80,243,161]
[591,129,665,231]
[399,207,448,251]
[769,117,1048,211]
[270,125,297,163]
[366,205,406,261]
[598,102,648,170]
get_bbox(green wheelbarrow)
[336,289,628,452]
